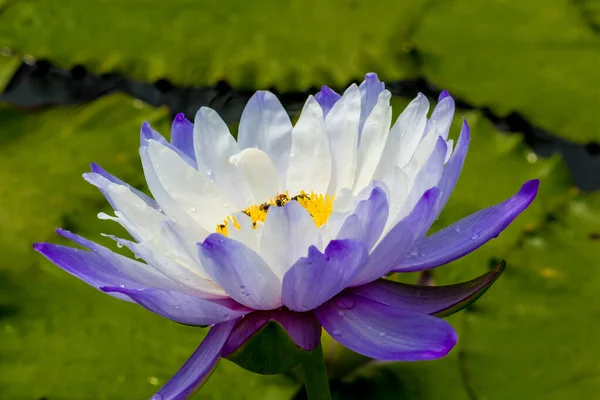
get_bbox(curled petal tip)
[174,112,186,122]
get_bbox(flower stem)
[296,343,332,400]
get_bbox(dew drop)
[190,207,197,212]
[336,298,355,309]
[367,326,373,330]
[218,239,224,243]
[471,233,480,240]
[378,332,387,337]
[116,242,124,248]
[454,226,461,233]
[338,311,346,316]
[119,283,125,288]
[223,202,229,207]
[134,253,141,259]
[409,247,419,256]
[151,395,163,400]
[174,305,180,310]
[332,329,342,336]
[240,285,246,289]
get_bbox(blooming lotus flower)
[35,73,538,400]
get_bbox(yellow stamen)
[216,191,334,236]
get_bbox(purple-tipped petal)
[198,234,282,310]
[352,261,505,317]
[152,319,237,400]
[395,180,540,272]
[435,119,470,219]
[222,309,321,356]
[314,293,457,361]
[170,113,196,161]
[101,286,251,326]
[314,86,341,117]
[351,187,441,287]
[89,162,159,210]
[430,92,456,140]
[141,121,197,169]
[282,240,369,312]
[34,230,177,302]
[358,73,386,136]
[438,90,450,101]
[336,184,389,251]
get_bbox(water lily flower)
[35,73,538,400]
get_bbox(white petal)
[227,212,262,253]
[353,90,392,193]
[286,96,332,195]
[229,148,282,204]
[142,139,236,232]
[412,121,439,168]
[392,93,431,168]
[260,201,323,280]
[325,84,361,195]
[237,91,293,183]
[193,107,251,208]
[445,139,454,163]
[83,173,166,242]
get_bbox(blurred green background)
[0,0,599,399]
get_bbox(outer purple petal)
[170,113,196,161]
[222,309,321,356]
[101,286,251,326]
[314,293,457,361]
[282,240,369,312]
[395,180,540,272]
[350,187,441,287]
[336,184,389,251]
[89,162,159,210]
[358,72,386,136]
[198,234,281,310]
[314,86,341,117]
[434,119,470,219]
[351,261,505,316]
[152,319,237,400]
[33,229,177,302]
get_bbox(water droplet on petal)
[332,329,342,336]
[190,207,197,212]
[409,247,419,256]
[218,239,224,243]
[116,242,123,248]
[454,226,461,233]
[338,311,345,316]
[174,305,180,310]
[119,283,125,288]
[471,233,480,240]
[336,298,355,309]
[378,332,387,337]
[151,395,163,400]
[240,285,246,289]
[223,202,229,207]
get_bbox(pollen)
[216,191,334,236]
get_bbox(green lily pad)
[0,53,19,92]
[412,0,600,143]
[0,95,297,399]
[0,0,426,90]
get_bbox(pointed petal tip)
[32,242,45,252]
[365,72,380,81]
[522,179,540,195]
[174,112,186,122]
[438,90,451,101]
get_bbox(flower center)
[217,191,334,236]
